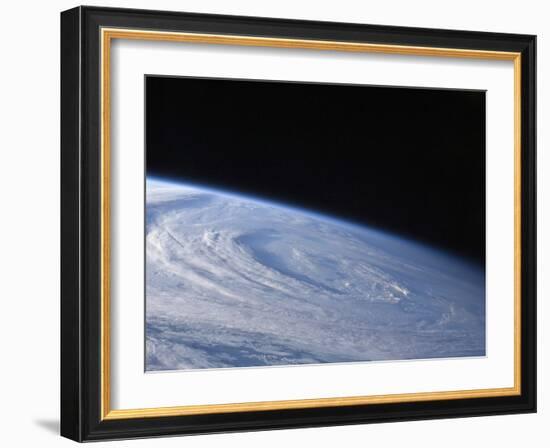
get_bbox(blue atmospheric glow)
[146,175,477,270]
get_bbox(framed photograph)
[60,6,536,441]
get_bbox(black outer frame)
[60,6,536,442]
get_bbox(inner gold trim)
[100,27,522,421]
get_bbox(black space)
[146,76,485,265]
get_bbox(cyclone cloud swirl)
[145,178,485,371]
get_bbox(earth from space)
[145,178,485,371]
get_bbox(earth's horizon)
[145,177,485,371]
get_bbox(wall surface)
[0,0,546,446]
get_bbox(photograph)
[145,76,486,371]
[58,5,537,441]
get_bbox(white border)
[110,38,515,410]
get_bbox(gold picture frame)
[61,6,536,441]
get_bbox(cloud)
[145,178,485,371]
